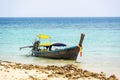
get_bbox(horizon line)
[0,16,120,18]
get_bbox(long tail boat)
[20,33,85,60]
[32,33,85,60]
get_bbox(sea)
[0,17,120,78]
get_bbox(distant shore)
[0,60,118,80]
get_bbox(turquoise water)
[0,17,120,78]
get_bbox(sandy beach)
[0,60,118,80]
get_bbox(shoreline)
[0,60,118,80]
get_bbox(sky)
[0,0,120,17]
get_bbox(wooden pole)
[79,33,85,47]
[79,33,85,57]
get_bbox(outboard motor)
[32,41,40,51]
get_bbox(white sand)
[0,60,118,80]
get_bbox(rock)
[83,70,92,77]
[91,72,100,78]
[107,75,118,80]
[100,72,106,77]
[98,72,106,80]
[63,64,78,71]
[55,71,64,75]
[65,73,72,78]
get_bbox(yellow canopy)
[39,43,52,46]
[37,34,51,39]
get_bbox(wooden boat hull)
[32,46,80,60]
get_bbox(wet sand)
[0,60,118,80]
